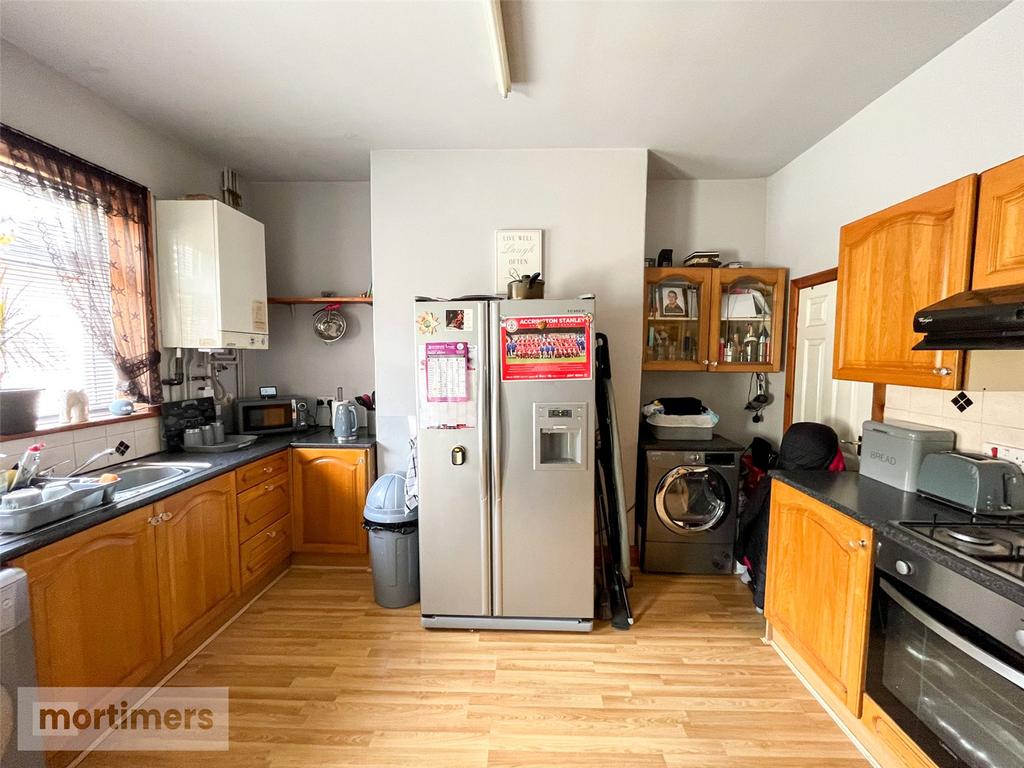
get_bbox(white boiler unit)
[156,199,269,349]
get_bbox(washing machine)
[640,449,741,574]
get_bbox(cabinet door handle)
[848,539,867,550]
[710,361,719,367]
[148,515,161,526]
[702,359,710,365]
[264,483,274,492]
[932,367,953,376]
[263,466,273,474]
[266,530,277,538]
[160,511,173,521]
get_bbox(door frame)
[783,267,885,431]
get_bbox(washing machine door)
[654,466,731,533]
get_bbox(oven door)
[866,574,1024,767]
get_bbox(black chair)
[736,422,841,609]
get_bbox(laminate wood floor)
[79,568,868,768]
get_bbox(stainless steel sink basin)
[110,462,211,500]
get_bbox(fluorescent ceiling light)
[484,0,511,99]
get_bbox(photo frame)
[658,284,689,318]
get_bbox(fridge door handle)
[489,301,503,615]
[478,304,492,615]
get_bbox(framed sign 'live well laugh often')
[495,229,542,292]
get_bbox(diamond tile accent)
[951,391,974,413]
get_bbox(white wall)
[766,1,1024,278]
[371,149,648,499]
[244,182,374,407]
[645,179,766,266]
[1,43,223,200]
[641,178,781,446]
[765,0,1024,453]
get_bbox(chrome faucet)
[71,440,131,476]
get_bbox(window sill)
[1,406,161,442]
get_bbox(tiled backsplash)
[884,386,1024,454]
[0,417,162,473]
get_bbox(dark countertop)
[0,428,375,563]
[639,431,746,453]
[774,471,1024,607]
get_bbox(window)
[0,126,162,431]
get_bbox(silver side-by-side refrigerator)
[414,298,596,631]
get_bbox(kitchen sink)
[110,462,211,500]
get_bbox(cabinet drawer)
[239,515,291,589]
[861,694,937,768]
[235,451,288,491]
[237,475,289,542]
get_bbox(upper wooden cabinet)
[834,175,977,390]
[972,155,1024,290]
[9,505,164,693]
[643,267,787,372]
[292,447,374,555]
[154,473,240,655]
[764,480,873,716]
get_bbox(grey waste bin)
[363,473,419,608]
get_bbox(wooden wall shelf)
[268,296,373,305]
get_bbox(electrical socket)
[982,442,1024,470]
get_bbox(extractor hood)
[913,284,1024,350]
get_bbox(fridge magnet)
[495,230,542,292]
[500,314,592,382]
[415,311,440,335]
[445,308,472,331]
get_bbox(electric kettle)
[332,389,359,442]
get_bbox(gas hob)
[898,517,1024,583]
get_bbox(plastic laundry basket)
[363,473,419,608]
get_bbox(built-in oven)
[868,535,1024,767]
[235,396,311,434]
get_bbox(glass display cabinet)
[642,267,787,373]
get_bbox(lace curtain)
[0,124,163,404]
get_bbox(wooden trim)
[1,408,160,441]
[872,384,887,423]
[783,268,838,431]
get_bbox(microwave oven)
[235,397,312,434]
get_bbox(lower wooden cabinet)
[291,447,375,554]
[154,473,240,655]
[9,505,164,692]
[861,694,938,768]
[764,480,874,715]
[240,514,292,589]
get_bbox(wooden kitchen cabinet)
[861,694,939,768]
[240,514,292,589]
[764,480,873,715]
[833,175,977,390]
[9,505,164,691]
[642,266,786,372]
[154,473,240,655]
[972,155,1024,290]
[291,447,374,554]
[237,470,290,541]
[235,449,289,491]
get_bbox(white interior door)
[792,280,874,468]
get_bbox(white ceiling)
[0,0,1007,181]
